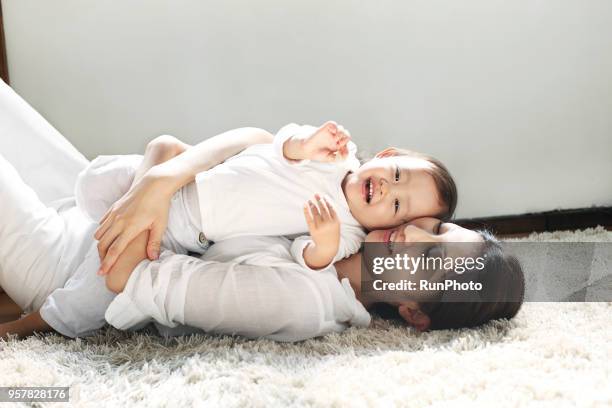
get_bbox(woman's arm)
[100,130,265,281]
[95,127,273,275]
[104,230,148,293]
[103,238,339,342]
[99,137,180,285]
[94,136,188,278]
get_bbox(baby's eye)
[394,167,400,181]
[394,199,400,214]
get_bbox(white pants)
[0,80,117,337]
[0,153,95,312]
[0,80,88,205]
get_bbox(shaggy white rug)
[1,227,611,407]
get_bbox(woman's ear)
[375,147,399,158]
[398,302,431,332]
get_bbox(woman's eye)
[394,199,400,214]
[425,245,444,262]
[395,167,400,181]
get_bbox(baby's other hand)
[299,121,351,162]
[303,194,341,255]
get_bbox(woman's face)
[365,216,482,245]
[363,217,484,327]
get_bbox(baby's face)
[342,156,445,230]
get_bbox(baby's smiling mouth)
[364,178,374,204]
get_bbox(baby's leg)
[75,155,143,222]
[0,153,91,312]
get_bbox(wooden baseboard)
[0,0,8,84]
[455,207,612,235]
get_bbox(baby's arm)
[301,194,341,270]
[279,121,351,163]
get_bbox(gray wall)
[3,0,612,218]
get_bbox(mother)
[93,130,525,336]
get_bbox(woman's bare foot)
[0,292,22,323]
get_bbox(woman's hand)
[94,170,173,275]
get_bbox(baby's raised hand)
[302,194,341,268]
[283,121,351,162]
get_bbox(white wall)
[3,0,611,218]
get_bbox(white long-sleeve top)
[104,236,371,342]
[195,124,366,270]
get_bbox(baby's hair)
[359,148,458,221]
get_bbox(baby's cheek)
[364,206,391,228]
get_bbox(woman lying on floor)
[0,128,524,341]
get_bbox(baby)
[78,122,457,271]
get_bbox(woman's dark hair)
[371,230,525,330]
[358,148,458,221]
